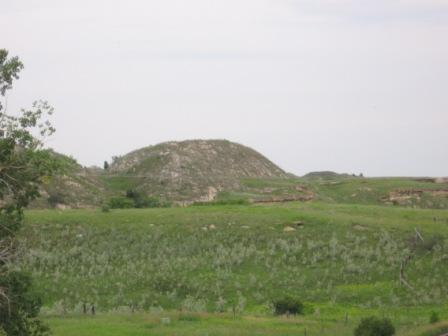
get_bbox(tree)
[103,160,109,170]
[354,316,395,336]
[0,49,59,335]
[272,296,304,316]
[429,311,439,324]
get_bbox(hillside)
[31,153,105,209]
[33,141,447,209]
[21,202,448,335]
[105,140,290,203]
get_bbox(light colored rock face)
[109,139,289,202]
[196,186,218,202]
[435,177,448,184]
[382,188,448,208]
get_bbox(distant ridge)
[33,142,448,210]
[303,171,355,179]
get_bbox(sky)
[1,0,447,176]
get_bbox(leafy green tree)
[272,296,304,316]
[429,311,440,324]
[354,316,395,336]
[0,49,59,335]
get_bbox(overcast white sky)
[1,0,447,176]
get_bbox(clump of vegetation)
[129,189,171,208]
[108,196,135,209]
[47,192,66,208]
[101,203,110,213]
[108,190,171,209]
[126,189,167,208]
[272,297,304,316]
[429,311,440,324]
[416,234,444,253]
[354,316,395,336]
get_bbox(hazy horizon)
[2,0,447,176]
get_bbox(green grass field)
[41,312,448,336]
[17,178,448,335]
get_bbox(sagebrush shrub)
[273,297,303,316]
[354,316,395,336]
[430,311,440,324]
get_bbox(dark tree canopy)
[354,316,395,336]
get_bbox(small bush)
[108,196,135,209]
[101,203,110,212]
[430,311,440,324]
[47,192,66,207]
[126,189,170,208]
[418,235,444,252]
[273,297,304,316]
[181,296,206,312]
[354,316,395,336]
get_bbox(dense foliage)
[0,49,58,335]
[108,190,170,209]
[429,311,439,324]
[354,316,395,336]
[272,297,303,316]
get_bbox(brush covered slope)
[32,153,105,209]
[21,202,448,335]
[106,139,290,203]
[34,140,447,209]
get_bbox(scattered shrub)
[418,235,444,253]
[354,316,395,336]
[126,189,171,208]
[430,311,440,324]
[272,297,304,316]
[107,193,171,209]
[101,203,110,212]
[108,196,135,209]
[181,296,206,312]
[47,192,66,207]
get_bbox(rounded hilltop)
[109,139,289,203]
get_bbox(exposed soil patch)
[353,224,368,231]
[382,189,448,206]
[252,193,315,204]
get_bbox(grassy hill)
[104,139,289,204]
